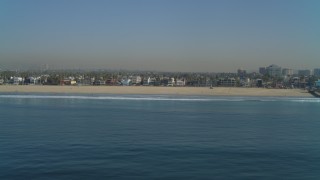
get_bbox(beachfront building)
[10,77,23,85]
[80,77,93,85]
[239,78,251,87]
[130,76,142,85]
[266,64,282,77]
[217,77,236,87]
[147,77,156,86]
[106,77,116,85]
[291,76,308,88]
[160,77,170,86]
[142,78,149,86]
[167,78,175,86]
[291,77,300,88]
[256,79,263,87]
[33,77,41,84]
[142,77,156,86]
[24,76,41,85]
[60,79,77,85]
[93,80,105,86]
[121,78,131,86]
[176,79,186,86]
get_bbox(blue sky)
[1,0,319,72]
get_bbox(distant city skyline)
[1,0,320,72]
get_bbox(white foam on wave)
[0,94,211,101]
[289,98,320,103]
[0,94,319,103]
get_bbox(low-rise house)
[256,79,263,87]
[155,78,161,86]
[147,77,156,86]
[24,76,41,85]
[161,77,170,86]
[11,77,23,85]
[121,78,131,86]
[93,80,106,86]
[240,78,251,87]
[131,76,142,85]
[106,77,116,85]
[142,78,149,86]
[167,78,175,86]
[83,78,92,85]
[60,79,77,85]
[30,77,39,84]
[176,79,185,86]
[291,77,300,88]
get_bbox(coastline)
[0,85,312,97]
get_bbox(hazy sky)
[1,0,319,72]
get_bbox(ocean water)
[1,93,320,179]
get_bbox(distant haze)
[1,0,319,72]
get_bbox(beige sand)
[0,85,312,97]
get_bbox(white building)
[12,77,23,85]
[31,77,41,84]
[176,79,185,86]
[168,78,175,86]
[121,78,131,86]
[147,77,156,86]
[130,76,142,85]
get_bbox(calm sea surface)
[1,93,320,179]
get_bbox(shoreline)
[0,85,313,97]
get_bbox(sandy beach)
[0,85,312,97]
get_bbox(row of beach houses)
[0,75,188,87]
[0,75,236,87]
[1,75,320,89]
[1,63,320,89]
[0,76,41,85]
[64,76,187,86]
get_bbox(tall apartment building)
[237,68,246,78]
[314,68,320,77]
[282,68,293,76]
[298,70,312,76]
[259,67,266,75]
[266,64,281,77]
